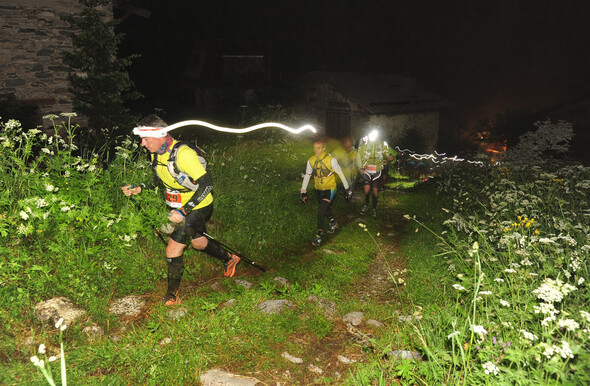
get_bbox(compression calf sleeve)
[166,256,184,296]
[203,239,230,263]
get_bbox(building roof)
[299,71,447,114]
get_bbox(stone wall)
[0,0,111,126]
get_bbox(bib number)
[165,189,182,208]
[365,165,377,173]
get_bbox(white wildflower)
[482,361,499,376]
[45,184,55,192]
[494,278,505,283]
[447,331,460,339]
[556,340,574,359]
[479,291,492,295]
[557,319,580,332]
[38,344,46,354]
[518,329,538,341]
[470,324,487,337]
[499,299,510,307]
[452,284,466,291]
[504,268,517,273]
[532,278,577,303]
[30,355,40,365]
[55,317,64,329]
[19,211,29,220]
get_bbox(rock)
[235,279,253,290]
[274,276,290,289]
[322,249,336,254]
[220,299,236,309]
[307,296,337,316]
[200,369,261,385]
[308,364,323,374]
[366,319,384,328]
[397,314,422,323]
[108,295,145,317]
[337,355,356,364]
[160,222,176,234]
[34,297,86,327]
[82,324,104,342]
[168,307,187,320]
[257,300,295,314]
[343,311,364,326]
[210,282,225,292]
[386,350,423,360]
[282,352,303,364]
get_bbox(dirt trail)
[131,193,409,384]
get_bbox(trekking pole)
[201,232,267,272]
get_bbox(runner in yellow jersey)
[300,137,352,246]
[356,130,395,217]
[122,115,240,306]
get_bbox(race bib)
[165,189,182,208]
[365,165,377,173]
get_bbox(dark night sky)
[117,1,590,132]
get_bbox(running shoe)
[224,253,241,277]
[162,291,181,306]
[312,234,323,247]
[327,221,338,234]
[360,204,369,215]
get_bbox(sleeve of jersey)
[177,147,213,211]
[331,158,349,190]
[301,161,313,191]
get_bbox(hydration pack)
[154,141,212,192]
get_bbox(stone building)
[295,71,448,152]
[0,0,112,127]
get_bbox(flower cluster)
[532,278,577,303]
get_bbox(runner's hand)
[168,210,184,224]
[300,192,307,204]
[344,188,353,201]
[121,184,141,196]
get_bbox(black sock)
[372,195,378,209]
[364,193,370,205]
[203,239,230,263]
[166,256,184,297]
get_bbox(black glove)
[299,192,307,204]
[344,188,353,201]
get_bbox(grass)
[2,117,588,385]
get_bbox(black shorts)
[170,203,213,244]
[316,189,337,203]
[359,170,384,188]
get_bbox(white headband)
[132,126,170,138]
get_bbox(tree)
[62,0,142,134]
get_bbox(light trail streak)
[164,120,317,135]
